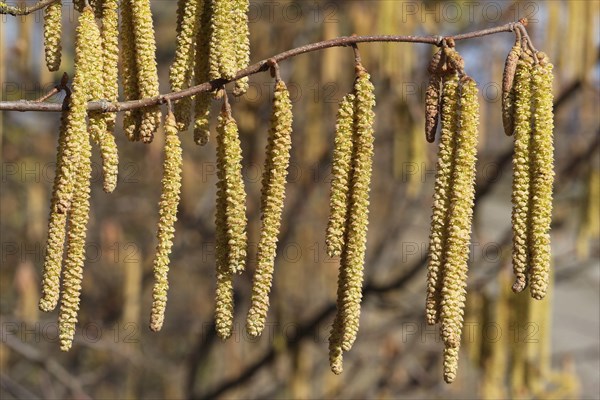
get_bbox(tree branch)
[0,0,60,16]
[0,22,523,113]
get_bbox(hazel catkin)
[528,57,554,300]
[209,0,237,80]
[246,79,293,337]
[425,73,460,326]
[150,111,183,332]
[424,50,444,143]
[120,0,142,141]
[233,0,250,96]
[502,42,522,136]
[193,0,213,145]
[43,1,62,72]
[326,94,355,257]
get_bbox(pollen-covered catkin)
[529,56,554,300]
[338,64,376,351]
[439,77,479,356]
[150,111,183,332]
[326,94,355,257]
[171,0,199,131]
[130,0,162,143]
[502,42,522,136]
[328,314,345,374]
[120,0,142,141]
[101,0,119,132]
[511,55,534,293]
[233,0,250,96]
[425,73,460,326]
[43,1,62,72]
[193,0,212,145]
[247,79,293,337]
[209,0,237,80]
[57,7,96,350]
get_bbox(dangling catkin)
[233,0,250,96]
[57,7,96,351]
[328,313,345,374]
[501,40,522,136]
[130,0,162,143]
[529,54,554,300]
[326,94,355,257]
[120,0,142,141]
[425,73,460,326]
[101,0,119,132]
[43,0,62,72]
[511,54,534,293]
[171,0,199,131]
[425,50,444,143]
[150,111,183,332]
[440,77,479,383]
[209,0,237,80]
[193,0,213,145]
[337,64,376,351]
[247,79,293,337]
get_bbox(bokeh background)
[1,1,599,399]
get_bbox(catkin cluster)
[509,49,555,298]
[327,62,376,374]
[246,78,293,337]
[424,45,480,383]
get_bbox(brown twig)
[0,22,525,113]
[0,0,60,15]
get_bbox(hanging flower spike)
[150,110,183,332]
[511,54,534,293]
[328,313,345,374]
[209,0,237,80]
[130,0,162,143]
[171,0,199,131]
[43,0,62,72]
[120,0,142,141]
[247,76,293,337]
[233,0,250,96]
[58,7,97,351]
[440,76,479,383]
[193,0,213,145]
[425,73,460,326]
[101,0,119,132]
[501,37,522,136]
[425,49,444,143]
[529,53,555,300]
[339,62,376,351]
[326,94,355,257]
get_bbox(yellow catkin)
[39,105,70,312]
[57,7,96,351]
[150,111,183,332]
[529,56,554,300]
[193,0,212,145]
[328,313,345,374]
[439,77,479,375]
[425,73,460,326]
[246,79,293,337]
[214,101,247,339]
[101,0,119,131]
[338,64,376,351]
[171,0,199,131]
[43,1,62,72]
[502,42,522,136]
[130,0,162,143]
[209,0,237,80]
[326,94,355,257]
[120,0,142,141]
[232,0,250,96]
[511,55,534,293]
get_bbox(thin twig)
[0,0,60,15]
[0,22,524,113]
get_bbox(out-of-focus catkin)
[326,94,355,257]
[150,111,183,332]
[337,64,376,351]
[171,0,199,131]
[247,79,293,337]
[529,55,554,300]
[193,0,212,145]
[43,1,62,71]
[426,73,460,326]
[439,77,479,358]
[130,0,162,143]
[511,55,533,293]
[502,41,521,136]
[120,0,142,141]
[57,7,96,351]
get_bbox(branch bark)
[0,22,523,113]
[0,0,60,16]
